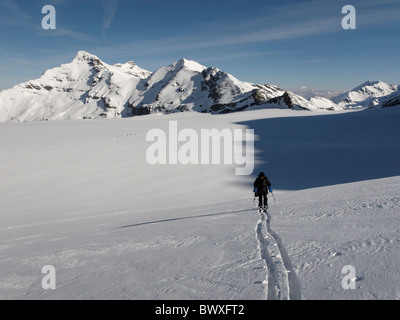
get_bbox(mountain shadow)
[237,108,400,191]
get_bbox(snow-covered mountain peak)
[74,50,102,63]
[69,51,107,72]
[361,80,390,87]
[332,80,399,109]
[2,51,398,122]
[113,61,151,79]
[170,58,207,73]
[114,61,137,69]
[353,80,394,93]
[358,80,381,87]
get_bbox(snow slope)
[0,107,400,300]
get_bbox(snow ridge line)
[255,210,302,300]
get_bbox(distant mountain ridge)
[0,51,398,122]
[331,80,399,109]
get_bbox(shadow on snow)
[237,108,400,191]
[116,209,248,229]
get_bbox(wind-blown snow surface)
[1,108,400,300]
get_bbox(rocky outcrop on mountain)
[381,90,400,108]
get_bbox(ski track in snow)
[255,209,302,300]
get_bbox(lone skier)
[254,172,272,211]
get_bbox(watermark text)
[146,121,255,176]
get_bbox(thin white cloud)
[102,0,120,30]
[0,0,93,41]
[92,15,338,59]
[291,86,346,99]
[91,0,400,62]
[38,27,94,42]
[280,59,325,65]
[0,0,32,20]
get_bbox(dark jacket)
[254,173,272,194]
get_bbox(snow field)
[1,107,400,299]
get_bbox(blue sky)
[0,0,399,91]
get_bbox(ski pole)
[271,191,277,205]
